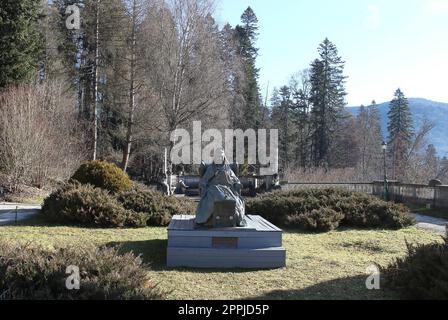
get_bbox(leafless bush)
[0,81,85,191]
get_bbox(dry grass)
[0,215,442,300]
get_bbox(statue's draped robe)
[196,164,246,227]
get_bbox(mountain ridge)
[347,98,448,157]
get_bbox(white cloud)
[426,0,448,12]
[365,5,381,30]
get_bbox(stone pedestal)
[167,215,286,269]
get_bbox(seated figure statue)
[195,150,246,227]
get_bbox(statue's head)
[213,147,226,165]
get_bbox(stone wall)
[285,181,448,209]
[435,186,448,209]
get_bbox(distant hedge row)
[246,188,415,232]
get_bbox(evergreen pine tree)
[235,7,262,130]
[271,86,292,169]
[39,1,74,83]
[0,0,43,88]
[387,88,414,180]
[219,23,246,129]
[309,38,347,167]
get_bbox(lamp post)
[382,141,390,201]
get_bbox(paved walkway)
[413,213,447,235]
[0,203,41,226]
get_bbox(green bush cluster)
[43,161,197,228]
[117,186,197,227]
[42,161,196,228]
[71,161,132,193]
[246,188,415,232]
[42,182,148,228]
[288,208,344,232]
[382,228,448,300]
[0,242,165,300]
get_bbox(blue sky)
[214,0,448,106]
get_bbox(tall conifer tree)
[387,88,414,179]
[235,7,261,130]
[271,86,293,169]
[309,38,347,167]
[0,0,42,88]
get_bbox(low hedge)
[42,182,148,228]
[0,242,164,300]
[246,188,415,232]
[117,186,196,227]
[382,228,448,300]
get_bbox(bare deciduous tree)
[403,118,436,183]
[141,0,228,163]
[0,82,85,191]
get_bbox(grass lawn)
[0,215,442,300]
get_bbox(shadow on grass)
[246,275,399,300]
[106,239,274,274]
[5,213,51,227]
[107,239,168,271]
[10,214,149,230]
[9,214,96,229]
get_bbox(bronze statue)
[195,149,246,227]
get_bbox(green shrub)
[117,186,196,227]
[246,188,415,231]
[42,182,148,228]
[41,182,194,228]
[382,228,448,300]
[344,200,414,229]
[289,207,344,232]
[71,161,132,193]
[0,242,165,300]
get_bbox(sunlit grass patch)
[0,215,441,300]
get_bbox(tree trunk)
[92,0,100,161]
[121,0,137,172]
